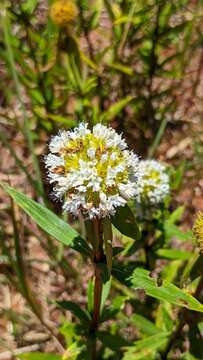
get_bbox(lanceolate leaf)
[99,96,134,123]
[112,204,140,241]
[123,332,170,360]
[130,314,161,336]
[56,301,91,324]
[156,249,192,261]
[1,183,90,256]
[130,268,203,313]
[100,277,112,313]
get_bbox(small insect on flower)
[45,123,140,218]
[50,0,78,27]
[193,212,203,253]
[135,160,169,205]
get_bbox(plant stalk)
[88,218,104,360]
[92,264,103,330]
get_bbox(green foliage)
[123,332,170,360]
[0,182,90,256]
[0,0,203,359]
[129,314,161,336]
[130,268,203,313]
[56,301,91,325]
[112,204,140,241]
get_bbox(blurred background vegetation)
[0,0,203,359]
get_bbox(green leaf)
[167,206,185,224]
[103,217,113,274]
[0,183,90,256]
[63,342,85,359]
[87,279,94,314]
[99,96,134,123]
[100,295,127,322]
[97,331,130,351]
[100,277,112,313]
[112,262,134,286]
[21,0,38,15]
[18,353,61,360]
[161,260,182,282]
[79,50,98,70]
[56,301,91,324]
[181,353,198,360]
[130,268,203,313]
[47,114,76,127]
[29,89,45,105]
[170,161,185,190]
[123,332,169,360]
[130,314,161,336]
[164,222,192,242]
[112,204,140,241]
[156,249,192,261]
[107,62,133,75]
[156,303,174,332]
[89,0,103,29]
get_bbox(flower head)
[45,123,140,218]
[193,212,203,253]
[135,160,169,204]
[50,0,78,27]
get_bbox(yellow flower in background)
[50,0,78,27]
[193,212,203,253]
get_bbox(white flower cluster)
[45,123,140,218]
[135,160,169,204]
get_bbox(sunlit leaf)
[99,96,135,123]
[130,314,161,336]
[21,0,38,15]
[123,332,170,360]
[0,183,90,256]
[130,268,203,313]
[156,249,192,261]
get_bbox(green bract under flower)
[193,212,203,253]
[45,123,140,218]
[136,160,169,204]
